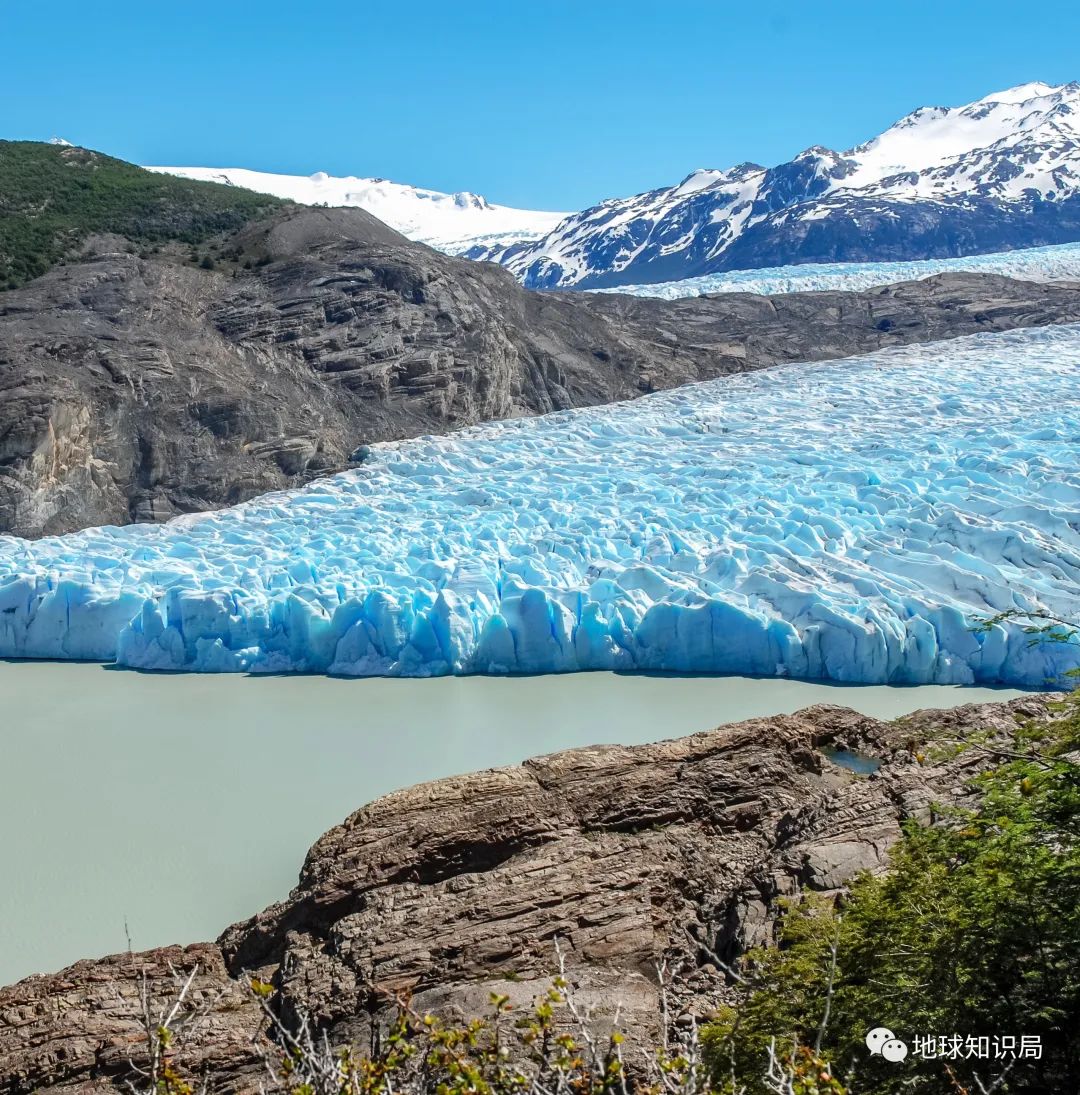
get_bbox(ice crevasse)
[1,324,1079,685]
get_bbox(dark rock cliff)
[4,205,1080,538]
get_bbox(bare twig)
[814,923,840,1055]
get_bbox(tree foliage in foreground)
[703,698,1080,1094]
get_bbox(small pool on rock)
[820,745,883,776]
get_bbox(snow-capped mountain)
[474,81,1080,289]
[146,165,568,255]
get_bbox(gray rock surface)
[4,205,1080,537]
[0,693,1061,1093]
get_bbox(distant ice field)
[598,241,1080,299]
[2,324,1079,685]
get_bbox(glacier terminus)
[1,324,1078,686]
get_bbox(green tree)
[704,700,1080,1094]
[0,140,284,288]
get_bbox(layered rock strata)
[0,694,1058,1092]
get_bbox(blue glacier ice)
[601,241,1080,299]
[1,324,1079,685]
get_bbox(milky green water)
[0,662,1025,986]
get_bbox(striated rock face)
[0,946,265,1095]
[0,694,1061,1093]
[4,205,1080,537]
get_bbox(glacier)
[146,165,568,256]
[1,324,1079,685]
[599,241,1080,300]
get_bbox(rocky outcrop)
[0,947,264,1095]
[0,693,1061,1093]
[4,205,1080,537]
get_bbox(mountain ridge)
[0,141,285,289]
[148,82,1080,290]
[146,164,568,255]
[471,80,1080,288]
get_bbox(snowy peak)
[977,81,1060,105]
[481,81,1080,289]
[451,191,490,210]
[841,80,1080,196]
[146,165,568,255]
[148,81,1080,288]
[672,167,744,197]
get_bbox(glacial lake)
[0,662,1025,986]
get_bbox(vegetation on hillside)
[702,698,1080,1094]
[0,141,284,288]
[132,952,839,1095]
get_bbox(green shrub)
[703,699,1080,1094]
[0,141,284,288]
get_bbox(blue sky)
[4,0,1078,210]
